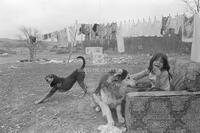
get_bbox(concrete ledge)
[125,91,200,133]
[127,91,200,97]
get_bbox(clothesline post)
[191,13,200,62]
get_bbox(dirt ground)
[0,51,189,133]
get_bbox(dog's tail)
[77,56,85,69]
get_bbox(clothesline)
[41,14,194,45]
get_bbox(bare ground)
[0,52,189,133]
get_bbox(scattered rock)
[37,107,45,112]
[9,65,18,69]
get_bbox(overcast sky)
[0,0,186,39]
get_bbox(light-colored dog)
[92,69,136,126]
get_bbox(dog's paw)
[118,117,125,123]
[34,100,42,104]
[79,92,86,97]
[95,106,101,112]
[107,120,115,126]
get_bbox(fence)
[82,34,191,54]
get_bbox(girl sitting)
[131,52,172,91]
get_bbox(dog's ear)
[121,69,128,80]
[109,69,117,74]
[111,69,127,81]
[50,75,60,87]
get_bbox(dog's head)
[111,69,136,87]
[45,74,59,87]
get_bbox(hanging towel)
[167,16,177,30]
[146,17,152,36]
[175,15,184,34]
[153,18,162,37]
[116,25,125,53]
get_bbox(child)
[131,53,172,91]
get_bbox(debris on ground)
[8,65,18,69]
[97,124,126,133]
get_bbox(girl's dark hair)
[148,52,172,80]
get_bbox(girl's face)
[153,57,164,70]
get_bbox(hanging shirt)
[167,16,177,30]
[175,15,184,34]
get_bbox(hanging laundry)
[142,18,148,36]
[175,15,184,34]
[127,20,132,37]
[133,19,139,36]
[69,25,78,46]
[147,16,161,37]
[57,31,62,43]
[51,31,58,42]
[36,34,43,41]
[76,23,85,42]
[57,29,68,47]
[42,33,52,41]
[160,16,170,35]
[154,17,162,37]
[116,24,125,53]
[182,15,194,42]
[130,19,135,37]
[48,33,51,38]
[122,20,128,37]
[132,19,137,37]
[43,34,48,40]
[92,23,99,36]
[97,24,109,40]
[79,24,92,41]
[145,17,152,36]
[137,19,143,36]
[110,22,117,40]
[66,27,71,43]
[104,23,111,40]
[110,22,117,34]
[161,15,178,36]
[166,16,177,31]
[111,23,116,34]
[191,13,200,62]
[94,24,102,38]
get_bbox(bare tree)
[182,0,200,13]
[19,26,40,61]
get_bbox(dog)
[35,56,87,104]
[92,69,136,126]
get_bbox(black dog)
[35,56,87,104]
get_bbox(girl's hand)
[153,65,161,76]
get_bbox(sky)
[0,0,187,39]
